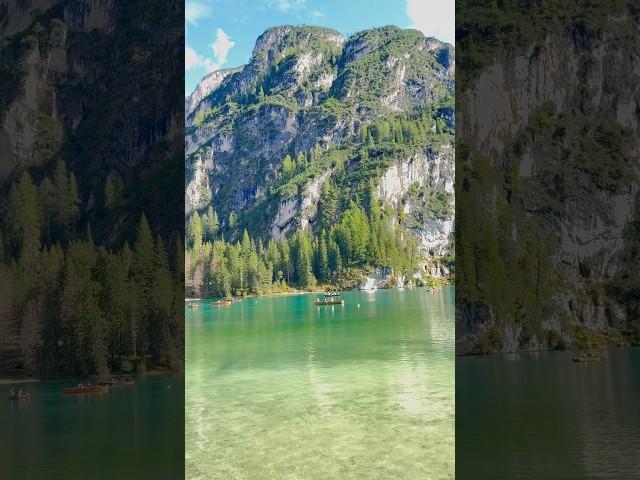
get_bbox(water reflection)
[457,347,640,479]
[1,375,183,478]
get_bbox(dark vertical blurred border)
[456,0,640,478]
[0,0,184,478]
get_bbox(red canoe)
[63,385,108,395]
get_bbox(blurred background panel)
[0,1,184,478]
[456,0,640,478]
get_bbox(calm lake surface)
[0,374,183,479]
[457,347,640,479]
[186,287,454,480]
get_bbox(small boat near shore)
[8,392,30,401]
[63,385,108,395]
[99,377,135,386]
[572,353,601,363]
[314,299,344,306]
[212,300,232,306]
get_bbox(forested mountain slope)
[185,25,455,297]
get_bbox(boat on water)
[314,299,344,306]
[109,379,135,387]
[572,353,601,363]
[212,300,232,306]
[100,377,134,386]
[324,291,341,297]
[63,385,108,395]
[188,302,199,309]
[8,392,30,401]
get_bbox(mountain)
[185,25,454,295]
[456,1,640,353]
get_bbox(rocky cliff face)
[456,5,640,352]
[0,0,183,241]
[186,25,455,271]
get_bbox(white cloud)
[269,0,307,12]
[406,0,454,45]
[310,10,325,19]
[210,28,235,65]
[186,2,211,26]
[185,46,218,72]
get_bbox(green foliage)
[186,187,425,296]
[0,167,183,377]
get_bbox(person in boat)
[17,388,23,396]
[10,387,15,397]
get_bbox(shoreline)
[0,378,40,385]
[1,369,181,385]
[186,283,452,302]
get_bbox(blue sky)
[185,0,454,94]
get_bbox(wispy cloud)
[210,28,235,65]
[186,28,236,74]
[406,0,454,44]
[186,2,212,26]
[310,10,325,19]
[185,46,218,72]
[269,0,307,12]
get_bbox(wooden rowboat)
[572,353,601,363]
[212,300,232,306]
[63,385,108,395]
[314,299,344,306]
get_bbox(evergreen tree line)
[186,180,423,298]
[0,162,183,378]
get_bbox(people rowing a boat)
[8,387,30,401]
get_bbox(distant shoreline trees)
[185,186,426,298]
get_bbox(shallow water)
[457,347,640,479]
[0,374,183,479]
[186,287,455,480]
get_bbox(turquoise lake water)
[1,374,183,479]
[186,287,455,480]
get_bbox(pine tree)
[318,180,338,233]
[294,231,315,288]
[279,239,291,284]
[186,212,203,250]
[150,235,174,366]
[203,207,218,242]
[40,177,55,244]
[318,230,329,282]
[282,154,295,175]
[215,261,232,297]
[7,171,41,264]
